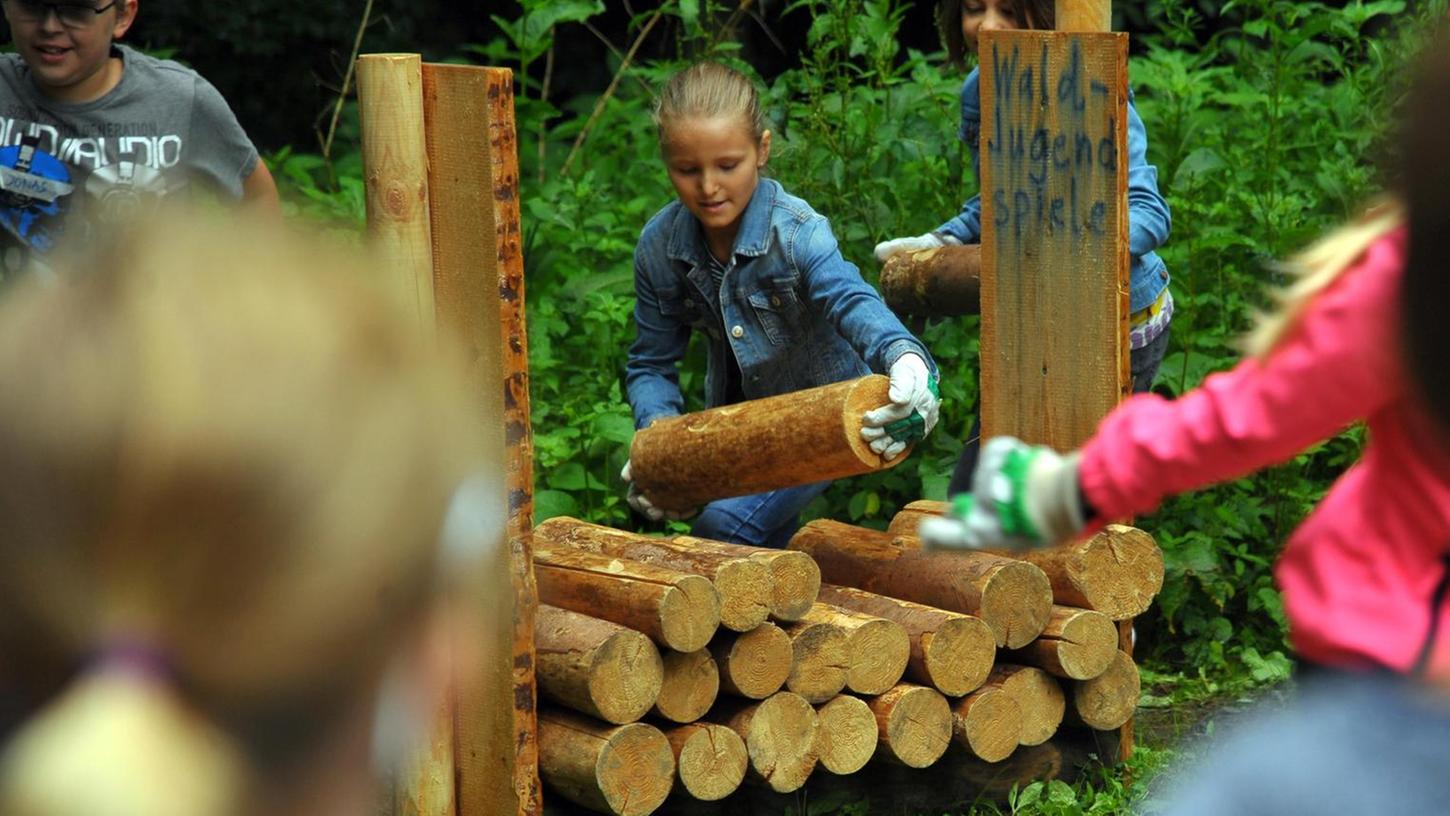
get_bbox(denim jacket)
[627,178,935,430]
[936,68,1173,313]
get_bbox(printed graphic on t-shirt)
[0,115,182,280]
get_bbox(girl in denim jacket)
[877,0,1174,493]
[621,61,941,548]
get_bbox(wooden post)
[363,58,542,816]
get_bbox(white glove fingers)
[863,403,912,426]
[882,439,908,461]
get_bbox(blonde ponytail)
[0,674,245,816]
[1245,198,1404,358]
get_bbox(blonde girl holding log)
[878,0,1174,494]
[923,38,1450,677]
[622,61,942,547]
[0,215,497,815]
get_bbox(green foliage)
[266,0,1445,715]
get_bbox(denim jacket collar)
[665,178,778,266]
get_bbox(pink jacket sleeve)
[1077,229,1406,522]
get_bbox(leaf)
[592,413,637,445]
[534,489,579,521]
[679,0,699,29]
[549,462,588,491]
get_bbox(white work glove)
[621,460,696,522]
[873,231,961,263]
[860,353,940,461]
[917,436,1085,551]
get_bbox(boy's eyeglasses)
[4,0,116,28]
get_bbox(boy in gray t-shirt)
[0,0,278,278]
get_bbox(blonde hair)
[0,214,480,815]
[653,61,765,148]
[1245,197,1404,358]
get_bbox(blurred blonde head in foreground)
[0,213,494,816]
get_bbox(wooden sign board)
[978,30,1130,451]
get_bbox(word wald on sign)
[985,39,1118,243]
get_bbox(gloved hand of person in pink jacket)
[918,436,1087,551]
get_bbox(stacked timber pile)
[530,511,1163,815]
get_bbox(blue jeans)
[690,480,832,548]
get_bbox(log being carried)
[878,244,982,318]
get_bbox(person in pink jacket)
[920,199,1450,676]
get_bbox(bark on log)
[789,520,1052,648]
[533,547,720,652]
[889,506,1163,621]
[1004,605,1118,680]
[535,517,771,632]
[711,692,820,793]
[813,695,878,775]
[653,649,719,723]
[537,708,674,816]
[951,685,1023,763]
[662,723,747,802]
[672,535,821,621]
[628,376,909,511]
[1067,650,1139,731]
[879,244,981,317]
[534,604,663,725]
[781,617,850,703]
[983,665,1065,747]
[816,584,996,697]
[798,603,910,695]
[710,623,793,700]
[865,683,953,768]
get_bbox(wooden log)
[865,683,953,768]
[798,603,910,695]
[534,518,771,632]
[628,376,908,512]
[816,584,995,697]
[537,708,674,816]
[879,243,981,317]
[710,623,793,700]
[983,665,1065,747]
[781,617,849,704]
[813,695,878,775]
[951,686,1022,763]
[534,604,663,725]
[533,547,720,653]
[1067,650,1139,731]
[789,520,1052,648]
[712,692,820,793]
[662,723,747,802]
[1056,0,1111,31]
[999,526,1164,622]
[673,535,820,621]
[1004,605,1117,681]
[889,507,1163,622]
[653,649,718,724]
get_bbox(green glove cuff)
[994,446,1041,540]
[947,492,975,519]
[883,411,926,443]
[928,374,940,400]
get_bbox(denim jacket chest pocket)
[657,284,718,338]
[746,275,807,346]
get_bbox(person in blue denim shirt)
[621,61,941,547]
[875,0,1174,493]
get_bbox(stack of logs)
[532,503,1164,816]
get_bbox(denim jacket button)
[731,325,744,339]
[770,295,781,307]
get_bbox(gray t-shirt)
[0,44,259,276]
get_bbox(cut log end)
[952,687,1023,763]
[979,561,1055,648]
[786,621,850,704]
[713,623,793,700]
[653,649,719,723]
[990,665,1066,747]
[730,692,820,793]
[713,558,773,632]
[589,629,665,724]
[595,723,675,816]
[871,684,953,769]
[657,574,722,652]
[843,617,911,695]
[840,375,913,467]
[814,695,878,775]
[1074,526,1165,620]
[667,723,747,802]
[755,550,822,621]
[1022,607,1119,680]
[1072,650,1140,731]
[921,616,997,696]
